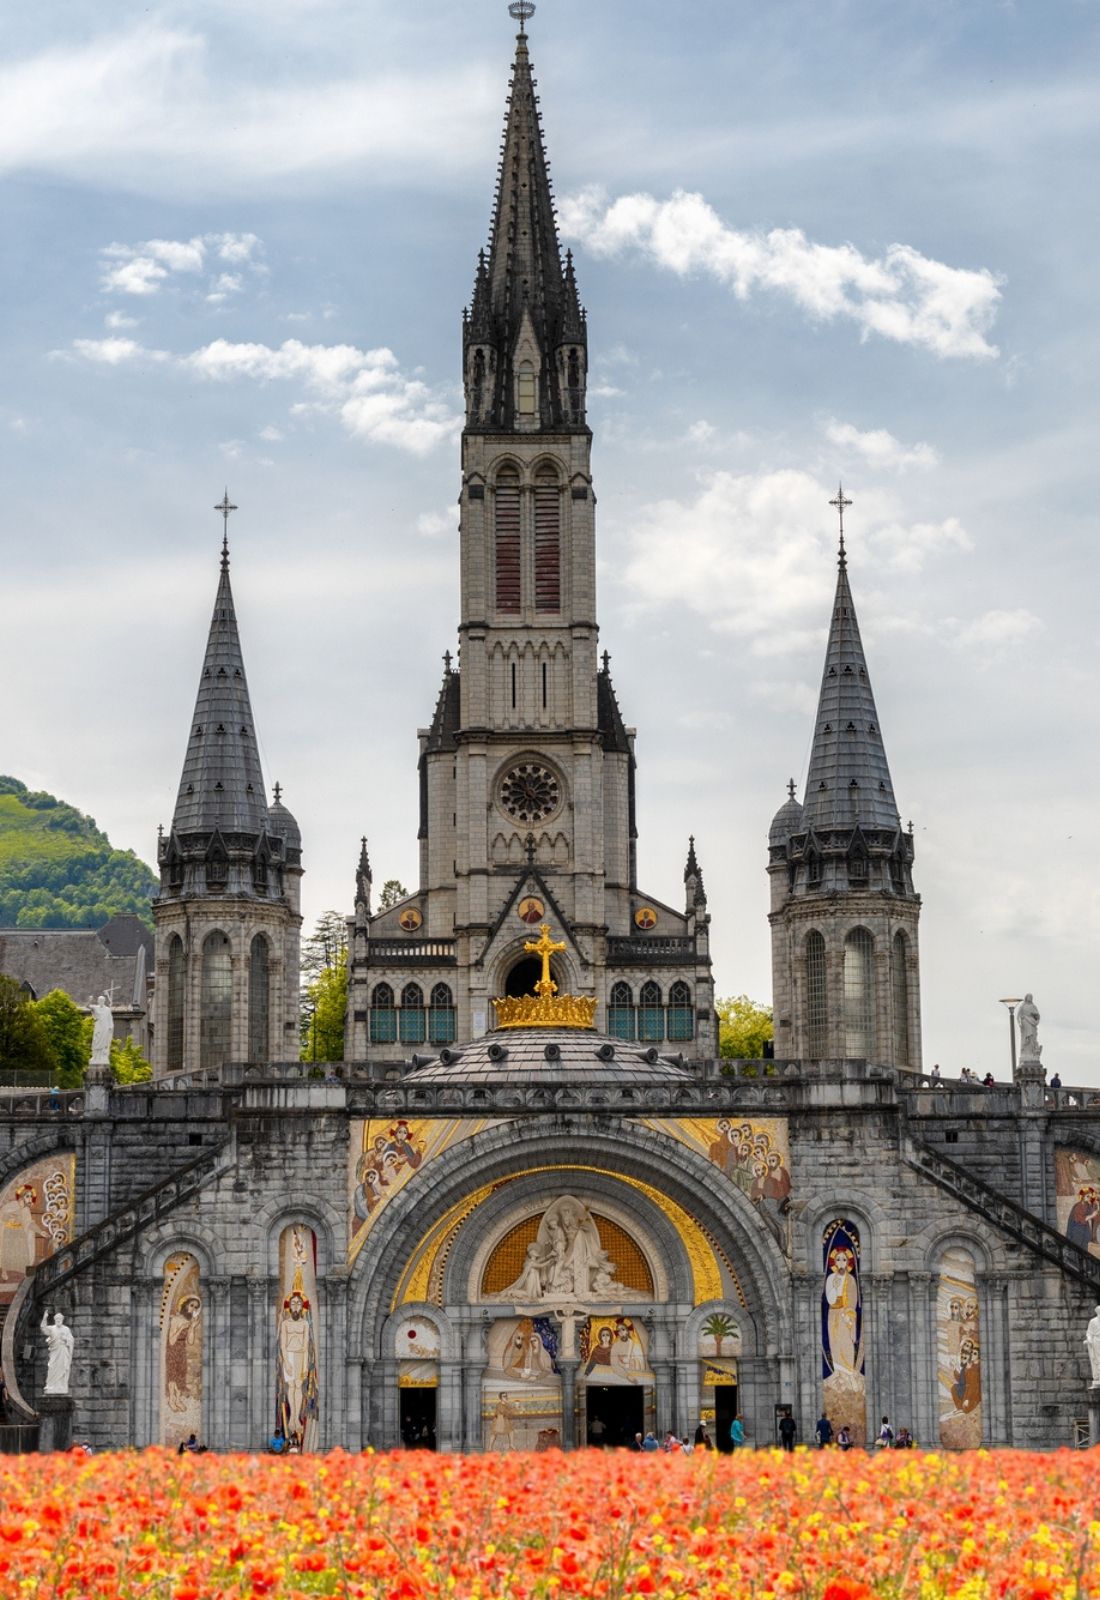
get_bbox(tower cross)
[215,488,238,567]
[829,483,852,567]
[508,0,536,33]
[524,922,566,998]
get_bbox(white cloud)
[867,516,972,573]
[104,310,138,330]
[101,233,262,300]
[822,418,939,471]
[953,608,1043,650]
[219,439,244,459]
[589,382,625,399]
[205,272,244,304]
[417,507,459,539]
[213,232,261,264]
[685,420,717,445]
[67,336,154,365]
[561,186,1003,360]
[101,256,167,296]
[258,425,284,442]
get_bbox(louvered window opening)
[495,484,521,613]
[805,932,828,1059]
[534,484,561,612]
[891,932,909,1065]
[200,931,232,1070]
[844,927,875,1058]
[248,935,269,1061]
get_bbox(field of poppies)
[0,1446,1097,1599]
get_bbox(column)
[131,1280,155,1447]
[322,1276,348,1451]
[206,1276,230,1451]
[247,1278,269,1451]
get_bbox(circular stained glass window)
[499,762,561,824]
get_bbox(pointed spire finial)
[273,781,282,805]
[829,482,852,568]
[601,648,611,672]
[508,0,536,35]
[788,777,797,802]
[215,488,238,569]
[443,649,453,673]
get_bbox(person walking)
[778,1410,796,1452]
[877,1416,894,1448]
[814,1412,833,1449]
[729,1414,745,1450]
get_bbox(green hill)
[0,775,158,930]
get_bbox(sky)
[1,0,1098,1080]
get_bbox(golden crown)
[491,923,597,1031]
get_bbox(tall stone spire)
[463,18,587,430]
[171,539,268,835]
[800,549,900,834]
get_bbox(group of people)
[931,1065,999,1087]
[811,1412,914,1449]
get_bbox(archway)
[505,956,559,997]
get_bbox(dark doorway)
[505,956,563,998]
[586,1385,645,1448]
[714,1384,738,1453]
[399,1388,437,1450]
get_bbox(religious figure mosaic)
[645,1117,792,1246]
[1054,1149,1100,1258]
[0,1154,74,1307]
[348,1118,502,1264]
[821,1217,866,1443]
[275,1223,320,1451]
[159,1253,202,1450]
[482,1316,561,1451]
[580,1315,651,1385]
[936,1246,982,1448]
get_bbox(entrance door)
[713,1383,738,1453]
[399,1389,437,1450]
[585,1385,645,1448]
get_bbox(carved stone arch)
[348,1118,793,1364]
[141,1226,221,1279]
[530,453,565,484]
[682,1299,760,1361]
[446,1176,676,1307]
[253,1197,342,1277]
[491,934,579,999]
[490,456,523,485]
[803,1200,883,1274]
[920,1225,996,1276]
[0,1133,76,1192]
[380,1303,460,1362]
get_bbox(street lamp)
[999,997,1024,1078]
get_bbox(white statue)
[1017,993,1041,1063]
[87,995,114,1067]
[490,1196,644,1303]
[40,1310,74,1396]
[1086,1305,1100,1386]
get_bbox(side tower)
[152,515,302,1075]
[346,14,715,1060]
[768,493,921,1067]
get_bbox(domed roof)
[268,797,301,851]
[406,1027,694,1085]
[769,785,804,845]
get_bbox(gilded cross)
[829,482,852,566]
[524,922,566,997]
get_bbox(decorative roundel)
[499,762,561,824]
[398,907,423,932]
[518,895,545,925]
[634,906,659,930]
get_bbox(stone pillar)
[206,1276,230,1450]
[131,1280,155,1448]
[247,1278,269,1451]
[462,1362,486,1452]
[559,1360,579,1450]
[322,1276,348,1452]
[38,1395,74,1453]
[438,1360,463,1452]
[651,1359,673,1442]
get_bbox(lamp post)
[999,997,1024,1079]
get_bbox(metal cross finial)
[273,781,282,805]
[509,0,536,34]
[601,649,611,672]
[829,482,852,567]
[788,778,797,802]
[215,488,238,568]
[443,650,453,673]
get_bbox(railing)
[366,940,457,966]
[903,1135,1100,1292]
[0,1089,84,1118]
[607,937,695,964]
[0,1423,39,1454]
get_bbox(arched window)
[428,983,456,1045]
[608,981,634,1041]
[638,980,663,1042]
[166,934,185,1071]
[248,934,270,1061]
[399,982,426,1045]
[200,930,232,1069]
[370,982,397,1044]
[533,467,561,613]
[517,361,537,417]
[891,931,909,1065]
[805,932,827,1059]
[667,980,694,1041]
[494,470,521,614]
[843,927,875,1058]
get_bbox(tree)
[33,989,91,1087]
[0,974,56,1073]
[110,1035,152,1084]
[718,994,774,1060]
[701,1311,739,1358]
[378,879,409,911]
[302,965,347,1063]
[300,911,349,1055]
[300,910,348,986]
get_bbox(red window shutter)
[495,486,521,613]
[534,486,561,612]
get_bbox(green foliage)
[378,879,410,911]
[302,964,347,1063]
[33,989,90,1088]
[0,778,157,930]
[300,910,348,986]
[0,974,56,1073]
[701,1312,739,1356]
[110,1035,152,1084]
[717,994,774,1060]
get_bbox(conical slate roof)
[800,555,900,833]
[172,546,269,836]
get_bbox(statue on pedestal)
[87,995,114,1069]
[1017,993,1041,1063]
[40,1310,74,1396]
[1085,1305,1100,1387]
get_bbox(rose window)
[499,763,561,824]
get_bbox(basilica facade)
[2,20,1100,1458]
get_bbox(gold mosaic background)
[481,1212,654,1296]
